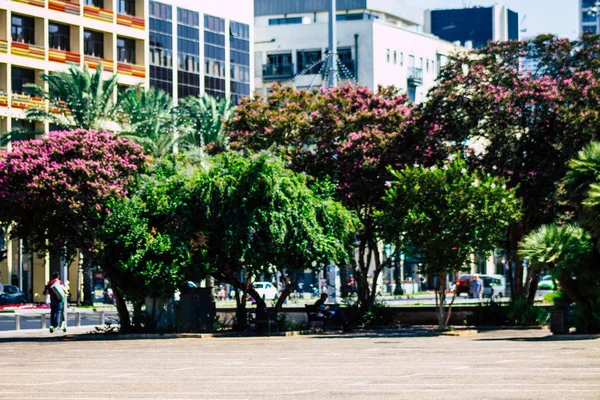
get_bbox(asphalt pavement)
[0,328,598,400]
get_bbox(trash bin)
[550,307,568,334]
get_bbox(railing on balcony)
[84,5,114,23]
[262,63,295,81]
[407,67,423,86]
[84,55,114,72]
[49,0,81,15]
[117,13,145,29]
[11,93,45,110]
[11,41,45,60]
[321,60,356,79]
[0,40,8,54]
[0,92,8,107]
[49,48,81,65]
[12,0,46,7]
[117,63,145,78]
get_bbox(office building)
[581,0,598,34]
[148,0,254,104]
[424,5,519,49]
[254,0,459,103]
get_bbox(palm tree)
[119,87,178,158]
[24,64,121,131]
[519,223,593,303]
[177,94,234,150]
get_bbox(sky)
[404,0,579,39]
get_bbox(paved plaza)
[0,329,598,400]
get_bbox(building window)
[583,11,597,23]
[386,49,390,63]
[426,59,429,72]
[583,25,598,34]
[336,13,377,21]
[84,30,104,58]
[118,0,135,15]
[583,0,595,8]
[178,8,200,99]
[269,17,302,25]
[400,52,404,66]
[85,0,104,7]
[393,51,397,64]
[49,23,70,51]
[297,50,322,74]
[150,1,173,94]
[337,47,354,76]
[11,15,35,44]
[117,37,136,63]
[12,67,35,94]
[204,14,226,99]
[230,20,250,104]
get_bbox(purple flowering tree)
[418,35,600,301]
[228,85,435,310]
[0,129,147,305]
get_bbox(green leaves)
[381,158,521,274]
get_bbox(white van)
[481,275,507,299]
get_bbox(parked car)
[455,274,473,296]
[538,275,556,290]
[0,285,26,305]
[252,282,278,300]
[481,275,507,298]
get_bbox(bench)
[248,308,279,335]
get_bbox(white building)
[148,0,254,104]
[253,0,460,103]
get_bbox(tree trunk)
[274,274,291,310]
[82,251,94,306]
[110,282,131,332]
[525,270,541,304]
[509,222,525,300]
[394,260,403,295]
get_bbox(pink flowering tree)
[228,84,436,310]
[0,129,147,305]
[418,35,600,301]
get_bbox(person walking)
[471,275,483,302]
[43,272,66,332]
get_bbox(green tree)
[120,87,178,159]
[227,84,426,311]
[187,152,356,328]
[381,158,521,330]
[94,157,199,331]
[24,64,122,131]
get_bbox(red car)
[455,274,474,296]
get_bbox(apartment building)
[254,0,459,103]
[0,0,149,137]
[148,0,253,104]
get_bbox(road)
[0,329,598,400]
[0,312,119,331]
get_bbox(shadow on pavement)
[476,334,600,342]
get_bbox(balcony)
[84,55,114,72]
[49,48,81,65]
[407,67,423,86]
[0,92,8,107]
[262,63,294,81]
[117,14,145,29]
[0,40,7,54]
[11,93,45,110]
[12,0,46,7]
[117,63,145,78]
[84,5,113,23]
[11,42,45,60]
[49,0,81,15]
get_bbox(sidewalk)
[0,325,105,341]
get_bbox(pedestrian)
[471,275,483,302]
[43,272,66,333]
